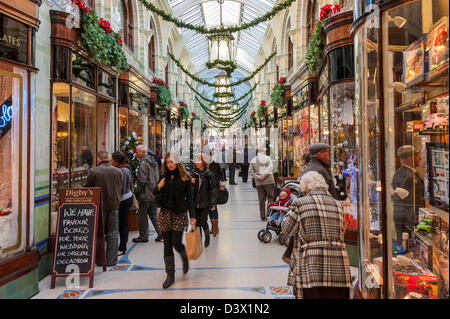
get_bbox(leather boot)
[204,228,210,248]
[211,219,219,236]
[162,256,175,289]
[180,249,189,274]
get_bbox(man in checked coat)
[281,171,351,299]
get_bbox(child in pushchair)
[258,181,301,245]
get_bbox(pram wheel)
[262,230,272,243]
[279,233,286,245]
[257,229,266,241]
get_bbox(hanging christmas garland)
[121,131,141,183]
[270,77,286,107]
[186,81,259,105]
[73,0,128,73]
[206,59,237,76]
[138,0,296,35]
[196,96,251,118]
[169,51,276,88]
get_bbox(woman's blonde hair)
[299,171,329,192]
[162,152,191,181]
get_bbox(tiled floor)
[33,181,357,299]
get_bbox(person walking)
[303,143,338,199]
[111,151,133,256]
[249,150,275,220]
[85,151,123,267]
[281,171,351,299]
[153,152,195,289]
[207,152,225,236]
[240,142,250,183]
[133,145,163,243]
[227,145,238,185]
[191,153,217,247]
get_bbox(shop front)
[352,0,449,299]
[0,0,41,299]
[49,10,119,237]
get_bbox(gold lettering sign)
[0,33,22,47]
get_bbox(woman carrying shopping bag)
[153,152,196,289]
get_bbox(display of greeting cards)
[426,17,449,77]
[404,37,425,85]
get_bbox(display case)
[352,0,449,299]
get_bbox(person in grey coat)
[133,144,163,243]
[301,143,338,199]
[250,150,275,220]
[85,151,123,267]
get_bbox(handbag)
[217,186,229,205]
[282,237,294,264]
[185,226,203,260]
[129,194,139,213]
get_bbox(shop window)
[0,15,28,65]
[382,0,449,299]
[97,102,115,154]
[71,87,96,188]
[129,87,149,113]
[98,69,115,98]
[121,0,134,51]
[119,83,129,105]
[0,66,26,258]
[354,18,384,299]
[155,120,162,158]
[119,106,128,142]
[128,108,146,143]
[329,46,354,83]
[72,53,95,89]
[320,94,329,143]
[52,46,70,81]
[148,118,156,153]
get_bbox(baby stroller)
[257,181,302,245]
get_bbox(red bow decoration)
[99,18,114,33]
[72,0,90,13]
[278,77,286,84]
[250,111,256,117]
[261,100,266,106]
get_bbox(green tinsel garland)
[138,0,296,35]
[199,99,249,123]
[186,81,259,105]
[196,96,251,117]
[206,59,237,76]
[169,51,276,88]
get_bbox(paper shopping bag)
[185,227,203,260]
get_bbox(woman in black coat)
[191,153,217,248]
[207,159,225,236]
[154,152,195,289]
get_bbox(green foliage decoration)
[270,83,285,107]
[78,8,128,73]
[169,51,276,88]
[120,132,141,183]
[305,19,327,74]
[138,0,296,35]
[186,81,259,105]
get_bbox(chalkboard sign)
[51,188,106,288]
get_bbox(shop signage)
[0,101,12,129]
[0,15,29,64]
[51,188,106,288]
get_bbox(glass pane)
[155,120,162,158]
[72,54,95,89]
[98,70,115,97]
[119,83,129,105]
[148,118,156,153]
[128,109,145,143]
[384,0,449,299]
[51,82,70,236]
[52,46,71,81]
[330,82,357,227]
[71,87,96,187]
[320,95,329,143]
[310,104,320,143]
[119,106,128,142]
[329,46,355,83]
[0,65,23,256]
[0,16,28,64]
[129,87,149,113]
[97,102,114,154]
[355,21,384,299]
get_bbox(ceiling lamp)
[208,0,234,67]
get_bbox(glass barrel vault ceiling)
[169,0,275,74]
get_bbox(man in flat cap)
[301,143,338,199]
[391,145,425,244]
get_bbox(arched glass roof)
[169,0,275,74]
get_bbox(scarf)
[279,189,291,207]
